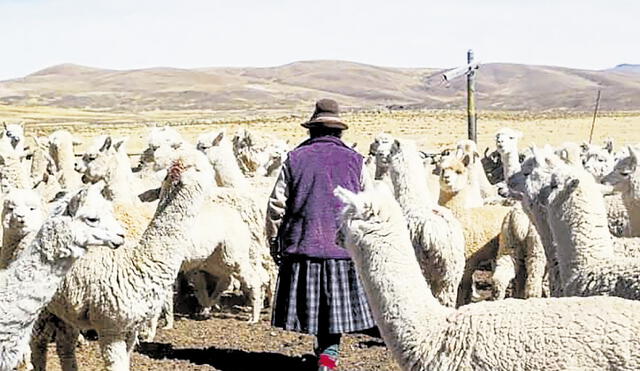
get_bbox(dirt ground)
[7,107,640,370]
[44,294,399,371]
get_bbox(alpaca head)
[48,130,78,168]
[196,130,227,153]
[495,128,522,155]
[581,140,615,182]
[76,136,127,183]
[156,147,215,190]
[554,142,583,167]
[31,135,56,176]
[0,122,25,150]
[51,183,126,254]
[334,182,401,253]
[140,126,185,168]
[370,132,395,179]
[514,146,568,212]
[439,155,473,194]
[602,145,640,198]
[2,188,45,236]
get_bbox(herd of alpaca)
[1,119,640,371]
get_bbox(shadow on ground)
[138,342,317,371]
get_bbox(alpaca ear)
[628,146,639,166]
[113,138,128,152]
[604,139,614,154]
[100,136,112,152]
[390,139,401,154]
[566,178,580,192]
[212,132,225,146]
[580,141,589,152]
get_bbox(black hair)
[309,127,343,138]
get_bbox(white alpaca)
[519,147,640,299]
[0,185,124,371]
[335,184,640,371]
[197,130,250,190]
[0,125,31,192]
[603,145,640,237]
[0,189,46,269]
[373,138,464,307]
[232,127,287,176]
[491,128,546,300]
[31,149,216,371]
[48,130,82,191]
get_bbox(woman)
[266,99,376,371]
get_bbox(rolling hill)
[0,60,638,112]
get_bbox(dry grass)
[2,104,638,155]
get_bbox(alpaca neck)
[1,219,77,323]
[55,149,78,189]
[105,154,143,204]
[621,192,640,237]
[210,146,249,189]
[389,149,434,211]
[131,177,208,283]
[500,149,521,180]
[438,183,483,212]
[547,179,614,283]
[349,225,451,367]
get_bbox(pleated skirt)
[271,257,376,335]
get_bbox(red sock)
[318,354,337,369]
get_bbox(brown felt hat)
[301,99,348,130]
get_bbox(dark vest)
[280,136,363,259]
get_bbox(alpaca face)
[143,127,185,168]
[495,128,522,155]
[62,184,125,250]
[2,123,25,149]
[2,189,45,235]
[439,158,469,193]
[602,146,640,196]
[582,144,615,182]
[370,133,394,180]
[334,183,397,254]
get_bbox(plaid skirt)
[271,257,376,335]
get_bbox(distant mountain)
[0,60,638,111]
[610,64,640,74]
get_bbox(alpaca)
[438,154,511,304]
[31,148,248,371]
[0,189,46,269]
[603,145,640,237]
[197,130,250,190]
[0,185,124,371]
[491,128,546,300]
[232,127,286,176]
[373,137,464,307]
[335,184,640,371]
[48,130,82,191]
[519,147,640,299]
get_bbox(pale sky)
[0,0,637,80]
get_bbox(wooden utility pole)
[588,89,602,144]
[467,49,477,142]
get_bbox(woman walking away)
[266,98,376,371]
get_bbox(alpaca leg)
[208,274,232,311]
[138,314,158,343]
[54,322,80,371]
[457,266,474,307]
[125,331,138,356]
[161,284,175,329]
[98,332,129,371]
[491,255,516,300]
[190,270,215,315]
[30,313,57,371]
[236,264,264,323]
[524,229,546,298]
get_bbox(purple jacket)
[278,136,363,259]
